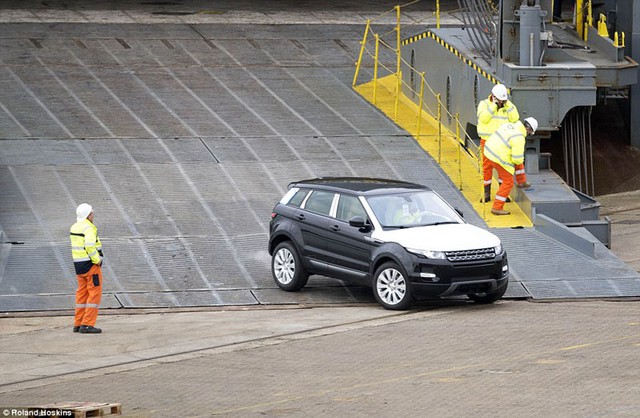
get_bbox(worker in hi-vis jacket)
[483,117,537,215]
[477,83,520,203]
[70,203,104,334]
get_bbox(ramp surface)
[0,18,638,311]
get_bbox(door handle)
[296,214,306,221]
[329,224,340,232]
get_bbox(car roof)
[288,177,432,195]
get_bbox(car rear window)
[304,190,334,216]
[288,189,309,207]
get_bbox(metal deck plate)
[1,22,638,311]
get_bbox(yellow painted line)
[354,74,532,228]
[434,377,465,382]
[534,359,565,364]
[561,343,595,351]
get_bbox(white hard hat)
[76,203,93,222]
[524,117,538,134]
[491,84,509,101]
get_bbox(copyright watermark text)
[1,408,72,417]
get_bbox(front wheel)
[373,262,413,310]
[271,241,309,291]
[467,283,508,304]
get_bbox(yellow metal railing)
[352,3,532,226]
[352,2,479,182]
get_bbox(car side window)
[336,195,367,222]
[303,190,334,216]
[288,189,309,207]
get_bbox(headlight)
[494,243,503,255]
[406,248,447,260]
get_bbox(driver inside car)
[392,200,423,225]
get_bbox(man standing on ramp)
[477,83,520,202]
[483,117,538,215]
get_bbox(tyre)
[467,283,508,304]
[271,241,309,291]
[373,262,413,310]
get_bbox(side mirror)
[455,208,464,218]
[349,216,370,230]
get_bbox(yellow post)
[597,13,609,37]
[585,0,593,41]
[436,0,440,29]
[417,72,425,140]
[394,5,401,121]
[373,34,380,104]
[576,0,584,41]
[396,5,401,71]
[437,94,442,164]
[456,113,462,190]
[622,32,626,47]
[614,31,619,46]
[352,20,370,87]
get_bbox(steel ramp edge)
[354,75,533,229]
[493,227,640,299]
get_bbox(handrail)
[353,3,485,199]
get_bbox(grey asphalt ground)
[0,2,639,417]
[1,298,639,417]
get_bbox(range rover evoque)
[268,178,509,310]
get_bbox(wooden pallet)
[28,402,122,418]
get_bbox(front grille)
[445,247,495,262]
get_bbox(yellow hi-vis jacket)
[483,121,527,175]
[476,95,520,139]
[70,218,103,275]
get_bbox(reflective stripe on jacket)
[476,95,520,139]
[70,218,102,275]
[483,121,527,175]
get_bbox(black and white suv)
[268,178,509,310]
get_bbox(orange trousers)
[480,139,493,187]
[481,139,526,187]
[75,264,102,327]
[485,161,514,211]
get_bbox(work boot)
[517,182,531,189]
[79,325,102,334]
[491,208,511,216]
[481,185,491,203]
[73,326,80,333]
[482,185,510,202]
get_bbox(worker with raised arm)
[477,83,520,202]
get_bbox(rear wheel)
[271,241,309,291]
[373,262,413,310]
[467,283,508,304]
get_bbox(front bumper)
[406,252,509,298]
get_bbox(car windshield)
[366,190,462,228]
